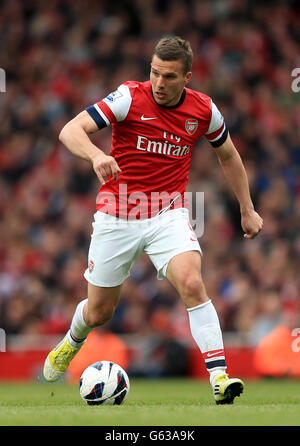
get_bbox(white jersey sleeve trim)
[102,84,132,122]
[205,100,225,135]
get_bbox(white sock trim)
[187,299,211,312]
[67,329,86,348]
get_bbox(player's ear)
[184,71,192,85]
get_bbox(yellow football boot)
[43,336,81,382]
[213,373,244,405]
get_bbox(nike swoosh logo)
[141,115,158,121]
[206,350,224,357]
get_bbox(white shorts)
[84,208,202,287]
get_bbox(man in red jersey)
[43,36,263,404]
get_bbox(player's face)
[150,55,192,107]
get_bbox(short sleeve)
[205,100,228,147]
[85,84,132,129]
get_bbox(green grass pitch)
[0,378,300,426]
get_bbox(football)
[79,361,130,405]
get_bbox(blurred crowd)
[0,0,299,359]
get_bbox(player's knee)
[180,274,208,306]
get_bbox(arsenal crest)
[185,119,198,135]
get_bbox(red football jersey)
[86,80,227,219]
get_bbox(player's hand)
[241,208,263,239]
[91,152,122,185]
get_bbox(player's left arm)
[214,132,263,239]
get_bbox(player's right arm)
[59,110,121,185]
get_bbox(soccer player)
[43,36,263,404]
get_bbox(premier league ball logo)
[185,119,198,135]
